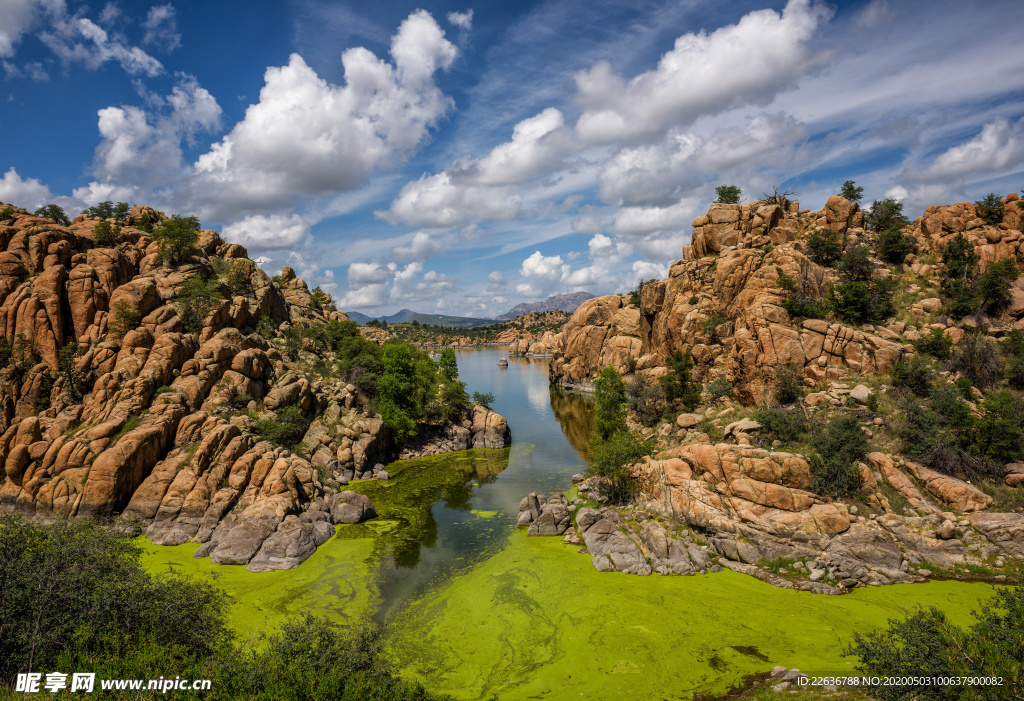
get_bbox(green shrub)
[627,373,663,427]
[846,587,1024,701]
[752,406,807,444]
[254,405,310,450]
[974,391,1024,464]
[109,299,143,341]
[151,214,201,264]
[977,257,1019,313]
[876,225,916,264]
[777,272,829,320]
[706,376,733,404]
[809,415,868,498]
[701,312,726,342]
[688,295,699,305]
[913,327,952,359]
[175,276,223,334]
[940,233,981,317]
[891,354,933,396]
[57,341,87,400]
[83,201,115,219]
[974,192,1005,225]
[714,185,741,204]
[472,391,495,408]
[628,278,657,307]
[0,206,16,222]
[661,350,702,412]
[838,180,863,202]
[830,245,896,324]
[1004,329,1024,389]
[256,316,277,339]
[805,227,843,266]
[586,430,652,504]
[772,363,803,405]
[595,365,628,440]
[92,219,120,247]
[34,203,70,225]
[865,198,909,232]
[946,333,1000,390]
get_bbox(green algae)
[137,528,380,638]
[471,510,498,518]
[384,530,1007,701]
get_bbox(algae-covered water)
[140,347,1007,699]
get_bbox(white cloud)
[190,10,457,221]
[631,259,668,283]
[2,59,49,81]
[221,213,310,250]
[41,16,163,76]
[0,167,53,209]
[142,4,181,51]
[853,0,893,30]
[0,0,39,58]
[380,107,574,226]
[518,250,569,295]
[910,117,1024,183]
[390,230,449,260]
[488,271,505,284]
[73,75,220,204]
[573,0,832,143]
[610,200,697,235]
[382,173,521,227]
[447,10,473,30]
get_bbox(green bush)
[472,391,495,408]
[151,214,201,264]
[974,391,1024,464]
[586,430,652,504]
[830,245,896,324]
[752,406,807,445]
[974,192,1005,225]
[946,333,1000,390]
[865,198,909,232]
[838,180,863,202]
[913,327,952,359]
[706,376,733,404]
[0,206,17,222]
[701,311,726,343]
[977,257,1019,313]
[92,219,120,247]
[772,363,803,405]
[661,350,702,412]
[628,278,657,307]
[940,233,981,318]
[176,276,223,334]
[805,227,843,266]
[57,341,87,400]
[809,415,868,498]
[254,405,310,450]
[714,185,741,204]
[594,365,628,440]
[1003,329,1024,390]
[627,373,664,426]
[876,225,916,264]
[107,300,141,340]
[891,353,934,396]
[34,203,70,225]
[846,587,1024,701]
[777,272,828,320]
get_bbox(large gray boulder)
[326,491,377,524]
[246,514,334,572]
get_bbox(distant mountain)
[343,308,499,329]
[496,292,594,321]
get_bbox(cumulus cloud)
[518,251,569,296]
[221,213,310,250]
[383,173,521,227]
[190,10,457,221]
[337,260,393,308]
[380,108,574,226]
[73,75,220,204]
[390,230,449,260]
[573,0,832,143]
[447,10,473,30]
[2,60,49,81]
[909,117,1024,183]
[0,167,53,209]
[0,0,39,58]
[142,4,181,51]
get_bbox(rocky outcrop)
[0,203,512,572]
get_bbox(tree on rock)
[839,180,863,202]
[714,185,742,204]
[152,214,201,264]
[594,365,628,440]
[34,204,70,226]
[661,350,702,412]
[378,341,417,440]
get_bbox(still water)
[348,347,595,621]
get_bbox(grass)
[721,685,876,701]
[110,413,140,443]
[978,478,1024,511]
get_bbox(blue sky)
[2,0,1023,318]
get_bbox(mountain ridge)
[496,292,594,321]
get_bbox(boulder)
[325,491,377,524]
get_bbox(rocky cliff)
[0,204,509,572]
[520,193,1024,589]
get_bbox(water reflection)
[549,385,595,462]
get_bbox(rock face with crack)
[0,204,511,571]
